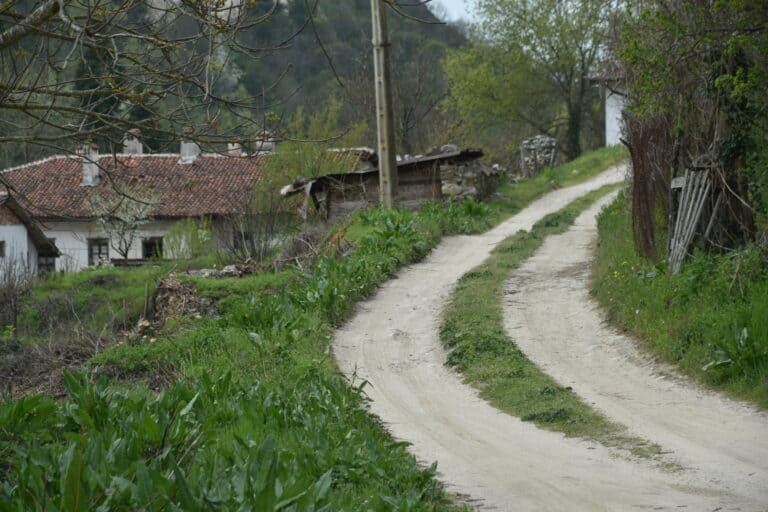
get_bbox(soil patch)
[0,337,99,399]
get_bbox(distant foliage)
[444,0,610,163]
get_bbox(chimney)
[178,127,200,164]
[122,129,143,155]
[178,140,200,164]
[227,142,243,157]
[254,131,276,154]
[77,143,100,186]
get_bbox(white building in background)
[0,134,263,272]
[591,72,628,147]
[605,88,628,146]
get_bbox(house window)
[38,237,56,274]
[0,240,5,258]
[38,256,56,274]
[88,238,109,266]
[143,237,163,259]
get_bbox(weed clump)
[592,193,768,407]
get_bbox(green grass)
[0,146,628,510]
[3,207,478,511]
[15,255,219,344]
[440,185,665,459]
[484,145,627,224]
[592,193,768,408]
[344,145,627,244]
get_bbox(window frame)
[87,238,109,266]
[142,237,164,260]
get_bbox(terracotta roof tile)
[1,154,263,220]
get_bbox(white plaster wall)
[0,225,31,278]
[26,233,39,274]
[605,92,627,146]
[43,219,179,271]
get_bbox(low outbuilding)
[281,147,484,220]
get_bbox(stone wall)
[519,135,557,177]
[441,162,501,200]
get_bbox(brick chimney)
[122,129,143,155]
[77,143,100,186]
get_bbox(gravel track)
[333,166,767,511]
[502,191,768,510]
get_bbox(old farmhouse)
[1,134,486,275]
[0,136,262,273]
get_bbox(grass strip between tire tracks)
[440,184,669,461]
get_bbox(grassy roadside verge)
[343,145,628,242]
[2,208,475,511]
[592,193,768,408]
[484,145,626,225]
[0,147,627,510]
[440,185,664,459]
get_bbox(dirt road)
[502,192,768,509]
[334,165,767,510]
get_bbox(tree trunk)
[565,103,582,160]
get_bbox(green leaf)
[59,442,85,512]
[179,393,200,417]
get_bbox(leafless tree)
[89,186,159,259]
[0,0,300,168]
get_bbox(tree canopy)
[617,0,768,254]
[444,0,611,161]
[0,0,466,168]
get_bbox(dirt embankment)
[333,168,768,511]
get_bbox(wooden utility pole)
[370,0,398,207]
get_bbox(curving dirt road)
[333,166,768,511]
[502,191,768,510]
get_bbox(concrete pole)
[370,0,398,207]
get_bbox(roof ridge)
[1,152,265,174]
[0,155,70,174]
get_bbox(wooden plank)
[703,191,723,242]
[674,171,702,271]
[670,172,687,246]
[669,169,692,269]
[676,178,710,272]
[670,170,710,274]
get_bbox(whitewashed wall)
[44,219,178,271]
[605,91,627,146]
[0,225,33,279]
[26,233,39,274]
[43,218,230,271]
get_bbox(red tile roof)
[0,154,263,220]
